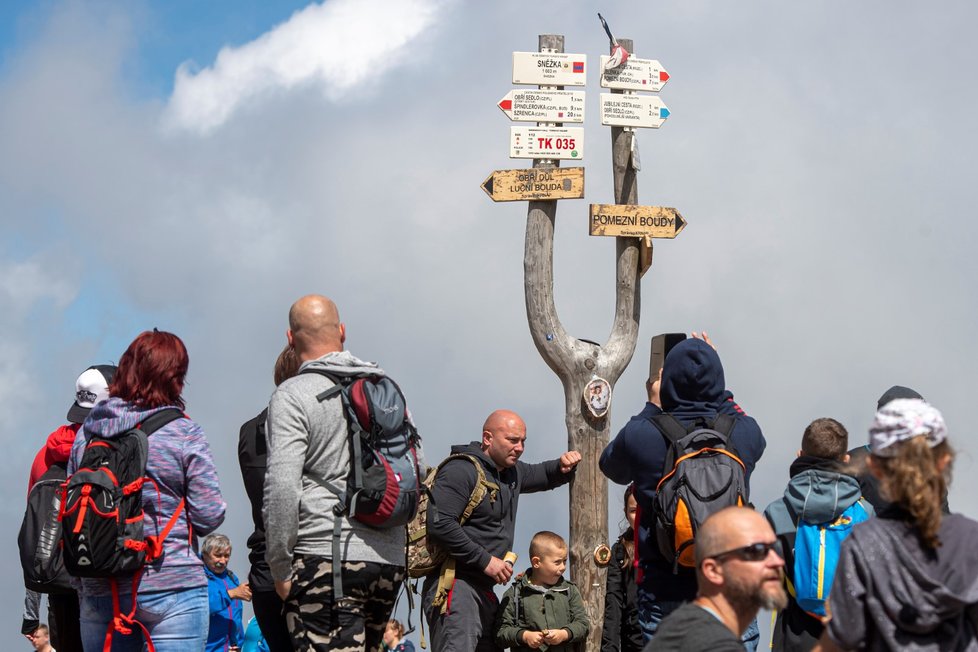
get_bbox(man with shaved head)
[421,409,582,652]
[264,295,412,652]
[647,507,787,651]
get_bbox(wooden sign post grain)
[523,34,644,651]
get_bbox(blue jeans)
[80,586,208,652]
[637,591,684,641]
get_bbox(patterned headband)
[869,398,947,457]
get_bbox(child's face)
[383,623,398,646]
[532,545,567,586]
[625,494,638,530]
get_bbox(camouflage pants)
[284,554,405,652]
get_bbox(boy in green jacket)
[495,531,590,651]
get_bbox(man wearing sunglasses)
[647,507,788,651]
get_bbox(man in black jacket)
[237,345,299,652]
[422,409,581,652]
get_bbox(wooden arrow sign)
[588,204,687,238]
[482,168,585,202]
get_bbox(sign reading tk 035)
[510,127,584,160]
[481,167,585,202]
[589,204,687,239]
[512,52,587,86]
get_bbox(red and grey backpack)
[59,408,186,648]
[300,369,422,597]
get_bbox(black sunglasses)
[707,541,779,563]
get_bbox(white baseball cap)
[67,364,117,424]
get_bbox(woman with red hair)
[69,329,226,652]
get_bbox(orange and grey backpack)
[650,413,747,571]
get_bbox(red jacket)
[28,423,80,493]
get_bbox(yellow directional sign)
[482,168,585,202]
[588,204,687,238]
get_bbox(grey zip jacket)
[263,351,405,582]
[826,510,978,651]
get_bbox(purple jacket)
[68,397,226,595]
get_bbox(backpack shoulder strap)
[437,454,498,523]
[299,367,347,402]
[136,408,185,436]
[766,496,798,536]
[710,413,736,437]
[650,413,689,445]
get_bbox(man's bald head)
[483,409,523,434]
[695,506,772,566]
[481,409,527,470]
[287,295,345,360]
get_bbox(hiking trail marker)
[498,90,586,123]
[589,204,687,238]
[600,94,670,129]
[512,51,588,86]
[600,56,670,92]
[510,126,584,160]
[481,167,585,202]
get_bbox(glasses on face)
[707,541,779,563]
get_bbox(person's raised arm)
[518,451,580,494]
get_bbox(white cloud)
[163,0,445,134]
[0,256,77,317]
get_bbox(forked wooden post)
[523,34,643,650]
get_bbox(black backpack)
[59,408,185,577]
[300,369,422,597]
[18,462,73,594]
[650,413,748,571]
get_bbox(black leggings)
[252,589,294,652]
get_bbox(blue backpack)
[790,499,870,617]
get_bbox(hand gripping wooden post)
[523,34,643,650]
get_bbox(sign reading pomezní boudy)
[588,204,687,239]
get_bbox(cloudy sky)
[3,0,977,646]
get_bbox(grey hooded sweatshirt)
[826,510,978,651]
[764,456,872,650]
[262,351,405,582]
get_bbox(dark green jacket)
[495,571,590,652]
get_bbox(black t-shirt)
[644,603,743,651]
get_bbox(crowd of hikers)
[17,293,978,652]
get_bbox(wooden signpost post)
[483,33,683,650]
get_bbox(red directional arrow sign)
[497,90,586,123]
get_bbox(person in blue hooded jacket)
[202,533,249,652]
[599,333,766,646]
